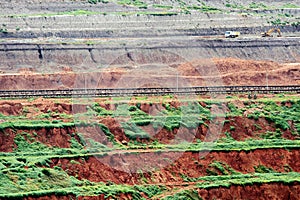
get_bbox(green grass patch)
[152,4,173,9]
[5,10,178,18]
[281,3,300,8]
[121,122,150,140]
[254,165,275,173]
[117,0,148,9]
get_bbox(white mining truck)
[225,31,240,38]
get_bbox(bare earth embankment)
[0,0,299,199]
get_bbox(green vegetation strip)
[9,97,299,139]
[0,162,166,199]
[129,138,300,152]
[0,120,75,130]
[1,139,300,161]
[1,98,299,134]
[4,10,177,18]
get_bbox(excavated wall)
[1,0,300,14]
[0,13,299,39]
[0,38,299,73]
[1,0,299,39]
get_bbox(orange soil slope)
[0,58,299,90]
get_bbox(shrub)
[0,28,8,34]
[69,138,83,149]
[134,185,165,198]
[124,130,150,140]
[133,119,151,126]
[152,4,173,9]
[291,22,300,27]
[247,110,261,120]
[254,124,262,130]
[88,0,98,4]
[91,103,112,116]
[249,2,267,9]
[99,124,115,142]
[88,0,109,4]
[282,3,300,8]
[260,130,282,139]
[121,122,150,140]
[254,165,275,173]
[227,103,242,116]
[41,168,51,176]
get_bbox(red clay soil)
[24,194,133,200]
[170,149,300,177]
[0,111,296,152]
[48,149,300,185]
[179,58,300,86]
[99,117,129,143]
[0,101,23,115]
[0,99,76,152]
[0,127,76,152]
[0,98,72,117]
[0,94,298,154]
[22,182,300,200]
[100,114,298,144]
[0,128,16,152]
[198,183,300,200]
[1,100,299,199]
[23,195,75,200]
[198,182,300,200]
[0,58,299,90]
[221,116,298,141]
[77,194,133,200]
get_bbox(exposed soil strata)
[0,58,299,90]
[221,116,298,141]
[25,194,131,200]
[48,149,300,184]
[0,98,72,117]
[197,182,300,200]
[0,96,299,199]
[1,39,300,71]
[1,0,299,16]
[19,183,300,200]
[0,114,290,152]
[0,127,76,152]
[24,195,75,200]
[0,128,16,152]
[0,0,299,199]
[0,101,23,115]
[1,25,299,39]
[1,97,297,152]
